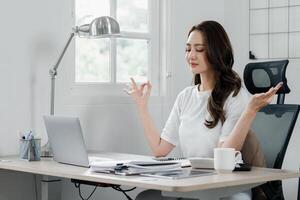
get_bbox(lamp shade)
[74,16,121,38]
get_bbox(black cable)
[72,180,136,200]
[74,182,97,200]
[111,185,136,200]
[112,185,136,192]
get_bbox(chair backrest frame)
[254,104,300,169]
[244,60,290,104]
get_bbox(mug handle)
[234,151,243,164]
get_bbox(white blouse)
[161,85,250,158]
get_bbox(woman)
[126,21,282,200]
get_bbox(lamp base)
[40,141,53,158]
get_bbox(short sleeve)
[219,88,251,142]
[160,92,184,146]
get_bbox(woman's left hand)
[245,82,283,115]
[124,78,152,109]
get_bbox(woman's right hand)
[124,78,152,109]
[245,82,283,115]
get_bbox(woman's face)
[185,30,212,75]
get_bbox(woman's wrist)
[137,104,148,112]
[243,107,257,119]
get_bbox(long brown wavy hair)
[188,21,241,129]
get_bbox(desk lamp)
[42,16,120,157]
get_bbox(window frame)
[69,0,160,97]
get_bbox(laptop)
[43,115,109,167]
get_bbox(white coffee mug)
[214,148,241,173]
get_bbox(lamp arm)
[49,32,75,115]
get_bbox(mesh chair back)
[244,60,300,199]
[251,105,300,169]
[244,60,290,94]
[244,60,290,104]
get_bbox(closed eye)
[185,48,204,53]
[196,49,204,52]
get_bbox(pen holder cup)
[19,138,41,161]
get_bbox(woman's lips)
[191,63,198,68]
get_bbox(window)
[72,0,160,96]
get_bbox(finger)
[275,82,283,90]
[141,81,150,88]
[261,89,277,105]
[263,82,283,99]
[264,87,277,97]
[123,88,131,95]
[254,93,267,100]
[146,81,152,88]
[130,77,137,89]
[266,82,283,94]
[140,83,147,88]
[125,83,133,92]
[140,83,147,93]
[145,81,152,96]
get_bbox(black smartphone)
[234,163,252,171]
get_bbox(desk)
[0,152,299,200]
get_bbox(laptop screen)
[43,115,90,167]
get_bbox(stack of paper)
[90,160,132,173]
[90,160,181,175]
[153,157,191,168]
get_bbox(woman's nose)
[188,49,197,60]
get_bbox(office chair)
[244,60,300,200]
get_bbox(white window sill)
[63,94,165,105]
[60,83,164,105]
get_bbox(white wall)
[0,0,73,199]
[224,1,300,199]
[0,0,74,155]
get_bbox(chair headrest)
[243,60,290,95]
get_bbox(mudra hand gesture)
[246,82,283,115]
[124,78,152,109]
